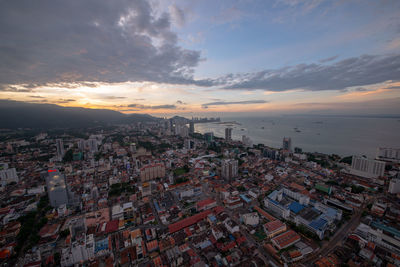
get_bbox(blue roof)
[289,202,305,214]
[325,207,337,218]
[198,240,212,249]
[240,194,251,203]
[208,215,217,222]
[309,218,328,231]
[153,200,161,212]
[229,234,235,241]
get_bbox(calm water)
[195,116,400,158]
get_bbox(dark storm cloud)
[202,100,268,108]
[128,103,177,109]
[0,0,201,89]
[213,54,400,91]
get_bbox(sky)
[0,0,400,116]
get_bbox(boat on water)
[294,127,301,133]
[261,126,264,129]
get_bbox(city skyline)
[0,0,400,116]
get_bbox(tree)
[60,229,70,238]
[237,186,246,192]
[340,156,352,165]
[54,252,61,265]
[63,149,73,162]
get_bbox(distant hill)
[0,100,160,129]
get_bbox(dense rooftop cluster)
[0,118,399,267]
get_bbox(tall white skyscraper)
[350,156,385,179]
[222,159,238,181]
[0,164,18,187]
[46,169,69,207]
[242,135,253,147]
[376,148,400,163]
[88,138,98,153]
[56,139,65,158]
[225,128,232,141]
[189,121,195,134]
[282,137,292,152]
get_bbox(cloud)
[94,95,127,100]
[0,84,32,92]
[213,6,243,25]
[169,5,185,27]
[119,109,141,112]
[354,87,367,92]
[176,100,186,105]
[387,85,400,90]
[0,0,200,89]
[57,99,76,103]
[275,0,324,14]
[319,55,338,63]
[128,103,177,109]
[29,95,45,98]
[202,100,268,108]
[215,54,400,91]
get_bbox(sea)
[194,115,400,158]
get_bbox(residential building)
[282,137,292,152]
[264,198,290,219]
[56,138,65,158]
[376,147,400,163]
[46,169,69,207]
[242,135,253,147]
[263,220,287,238]
[356,223,400,254]
[221,159,238,181]
[225,128,232,141]
[350,156,385,179]
[140,163,165,182]
[389,179,400,194]
[271,230,300,250]
[0,166,18,187]
[241,212,259,227]
[189,121,195,134]
[204,132,214,142]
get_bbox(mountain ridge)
[0,100,160,129]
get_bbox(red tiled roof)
[222,241,236,251]
[146,240,159,251]
[272,230,300,249]
[289,250,302,258]
[184,228,192,237]
[168,206,223,233]
[197,198,216,208]
[264,220,285,233]
[153,256,163,267]
[105,220,119,233]
[39,223,60,238]
[254,206,276,221]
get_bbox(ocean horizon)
[194,115,400,158]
